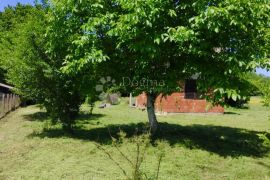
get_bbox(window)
[184,79,197,99]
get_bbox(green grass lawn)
[0,97,270,180]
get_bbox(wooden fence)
[0,93,20,119]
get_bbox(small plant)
[257,133,270,149]
[95,130,164,180]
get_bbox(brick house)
[136,80,224,113]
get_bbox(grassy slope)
[0,97,269,180]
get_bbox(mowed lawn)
[0,97,270,180]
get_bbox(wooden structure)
[0,83,20,118]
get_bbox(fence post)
[12,94,15,110]
[0,93,20,119]
[8,94,11,113]
[10,94,13,111]
[8,94,11,112]
[2,94,4,117]
[0,94,3,118]
[15,95,17,109]
[8,94,10,112]
[3,94,7,114]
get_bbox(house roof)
[0,83,14,90]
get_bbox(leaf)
[168,9,177,17]
[232,94,237,101]
[154,37,161,45]
[227,90,232,99]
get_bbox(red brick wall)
[136,93,224,113]
[136,93,147,109]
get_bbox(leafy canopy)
[61,0,269,103]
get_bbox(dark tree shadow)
[23,112,48,122]
[224,112,241,115]
[257,161,270,170]
[24,112,105,123]
[76,113,106,121]
[156,123,269,157]
[28,121,270,158]
[75,113,106,126]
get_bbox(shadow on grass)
[23,112,48,122]
[29,120,270,158]
[24,112,105,122]
[224,112,241,115]
[76,113,105,121]
[257,161,270,170]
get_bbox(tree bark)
[146,93,158,134]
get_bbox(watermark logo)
[95,76,166,99]
[95,76,116,99]
[121,77,165,89]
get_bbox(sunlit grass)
[0,97,269,179]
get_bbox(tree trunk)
[63,121,73,134]
[89,102,94,115]
[146,93,158,134]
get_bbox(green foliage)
[261,86,270,106]
[0,68,6,83]
[44,1,104,130]
[257,133,270,149]
[0,4,36,83]
[0,3,95,131]
[0,4,47,98]
[59,0,269,101]
[246,73,270,106]
[213,75,254,107]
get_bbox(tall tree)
[59,0,269,133]
[0,3,93,132]
[0,4,35,84]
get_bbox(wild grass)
[0,97,269,179]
